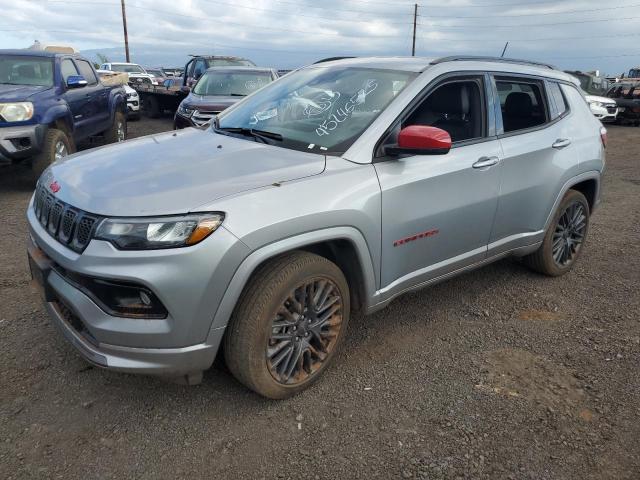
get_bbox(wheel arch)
[544,171,601,231]
[206,227,377,341]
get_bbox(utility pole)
[411,3,418,57]
[120,0,130,62]
[501,41,509,58]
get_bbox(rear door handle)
[552,138,571,149]
[472,156,500,169]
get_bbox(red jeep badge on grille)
[49,181,61,193]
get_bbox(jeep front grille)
[33,183,102,253]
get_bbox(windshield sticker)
[249,107,278,125]
[245,79,267,91]
[315,79,378,137]
[303,91,340,117]
[308,143,315,149]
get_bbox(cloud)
[0,0,638,74]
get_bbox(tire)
[523,189,590,276]
[143,95,161,118]
[103,111,127,144]
[224,251,350,399]
[31,128,74,180]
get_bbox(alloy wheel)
[267,278,343,385]
[116,121,126,142]
[54,141,68,162]
[552,201,587,267]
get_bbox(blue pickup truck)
[0,49,127,178]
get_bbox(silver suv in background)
[27,56,606,398]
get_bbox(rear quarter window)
[548,82,568,120]
[560,84,592,117]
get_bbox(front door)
[375,75,501,293]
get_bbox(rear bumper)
[0,124,46,163]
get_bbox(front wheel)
[523,189,590,276]
[31,128,74,180]
[104,111,127,144]
[224,252,350,399]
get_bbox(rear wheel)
[523,189,590,276]
[31,128,74,180]
[103,111,127,144]
[224,251,350,399]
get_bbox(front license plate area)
[27,243,56,302]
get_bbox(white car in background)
[99,62,158,86]
[96,69,140,120]
[566,70,618,123]
[585,94,618,123]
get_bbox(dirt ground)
[0,120,638,480]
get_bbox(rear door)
[375,73,502,291]
[489,75,576,255]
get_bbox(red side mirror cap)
[385,125,452,156]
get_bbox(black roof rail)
[430,56,556,70]
[313,56,356,64]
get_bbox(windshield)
[111,63,145,73]
[0,56,54,87]
[576,73,611,96]
[194,71,273,96]
[217,66,415,154]
[629,68,640,79]
[206,58,255,67]
[146,69,163,77]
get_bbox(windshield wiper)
[216,127,283,144]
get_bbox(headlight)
[589,101,603,108]
[95,213,224,250]
[0,102,34,122]
[178,104,195,117]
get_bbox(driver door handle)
[472,156,500,169]
[552,138,571,149]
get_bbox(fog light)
[139,290,151,306]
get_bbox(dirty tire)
[224,251,350,399]
[523,189,590,276]
[143,95,161,118]
[103,111,127,144]
[31,128,74,181]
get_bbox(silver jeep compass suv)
[27,56,607,398]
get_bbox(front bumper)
[27,201,250,377]
[0,123,46,164]
[127,99,140,114]
[589,104,618,123]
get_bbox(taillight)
[600,126,607,148]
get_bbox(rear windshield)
[0,56,54,87]
[194,71,273,96]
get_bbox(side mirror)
[385,125,452,156]
[66,75,88,89]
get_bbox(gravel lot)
[1,120,638,479]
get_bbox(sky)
[0,0,638,75]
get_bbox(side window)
[496,79,547,134]
[99,63,107,70]
[402,78,485,143]
[548,82,568,120]
[60,59,79,83]
[194,60,206,79]
[74,60,98,86]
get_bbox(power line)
[417,14,640,28]
[417,3,640,19]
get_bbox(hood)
[0,83,50,102]
[45,128,326,216]
[585,94,616,105]
[183,93,240,112]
